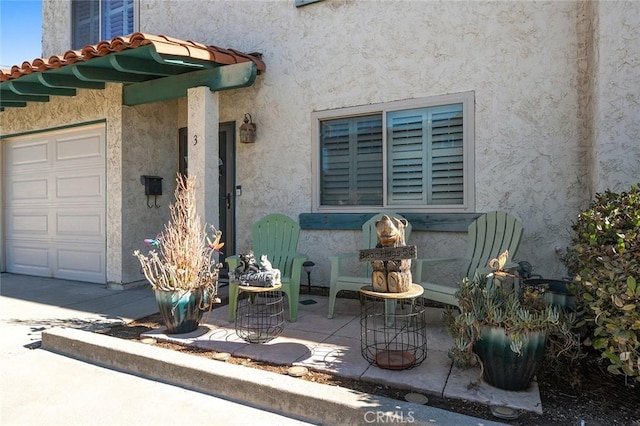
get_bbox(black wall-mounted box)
[141,175,163,196]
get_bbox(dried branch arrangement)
[134,173,223,293]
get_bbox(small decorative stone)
[405,392,428,405]
[287,366,308,377]
[491,405,520,420]
[139,337,157,344]
[212,352,231,361]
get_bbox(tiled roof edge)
[0,32,265,82]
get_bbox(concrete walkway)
[143,290,542,415]
[0,273,524,425]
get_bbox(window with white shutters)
[72,0,136,49]
[320,116,383,206]
[313,92,474,213]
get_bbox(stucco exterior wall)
[121,101,179,284]
[41,0,71,58]
[30,0,640,286]
[592,1,640,194]
[137,0,589,282]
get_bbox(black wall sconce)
[240,113,256,143]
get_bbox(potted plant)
[134,173,223,334]
[444,251,569,391]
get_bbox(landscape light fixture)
[303,261,315,294]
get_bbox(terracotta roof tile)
[0,32,265,83]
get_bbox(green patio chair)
[226,213,307,322]
[327,213,412,319]
[414,211,523,307]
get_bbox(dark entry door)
[217,122,236,273]
[178,124,236,274]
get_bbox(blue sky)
[0,0,42,68]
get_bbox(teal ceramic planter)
[474,326,548,391]
[154,288,205,334]
[523,278,576,311]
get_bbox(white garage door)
[4,124,106,283]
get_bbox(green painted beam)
[299,212,482,231]
[72,65,150,83]
[146,46,212,70]
[123,62,257,106]
[108,55,189,76]
[6,81,76,96]
[1,100,27,108]
[0,90,49,102]
[37,73,105,89]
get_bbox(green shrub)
[563,184,640,380]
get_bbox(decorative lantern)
[240,113,256,143]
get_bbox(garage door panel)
[56,134,102,162]
[7,212,50,237]
[56,212,104,239]
[56,173,104,200]
[9,177,50,202]
[57,246,104,273]
[56,244,105,283]
[7,243,51,272]
[5,124,106,283]
[8,140,50,168]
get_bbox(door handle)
[226,193,231,209]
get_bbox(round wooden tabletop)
[238,282,282,293]
[359,283,424,299]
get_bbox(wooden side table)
[359,283,427,370]
[235,283,284,343]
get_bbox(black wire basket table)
[235,283,284,344]
[359,284,428,370]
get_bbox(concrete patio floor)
[142,291,543,415]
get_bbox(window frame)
[311,91,475,213]
[72,0,139,49]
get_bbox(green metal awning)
[0,33,265,111]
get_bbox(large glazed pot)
[474,326,548,391]
[154,288,206,334]
[523,278,576,311]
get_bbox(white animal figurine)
[260,254,281,284]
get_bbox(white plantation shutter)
[320,115,383,206]
[72,1,99,48]
[354,116,384,205]
[430,104,464,204]
[72,0,135,48]
[387,104,464,206]
[320,119,350,205]
[102,0,135,39]
[387,110,428,204]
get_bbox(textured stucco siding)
[121,101,179,284]
[137,0,592,282]
[41,0,71,58]
[592,1,640,194]
[21,0,640,286]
